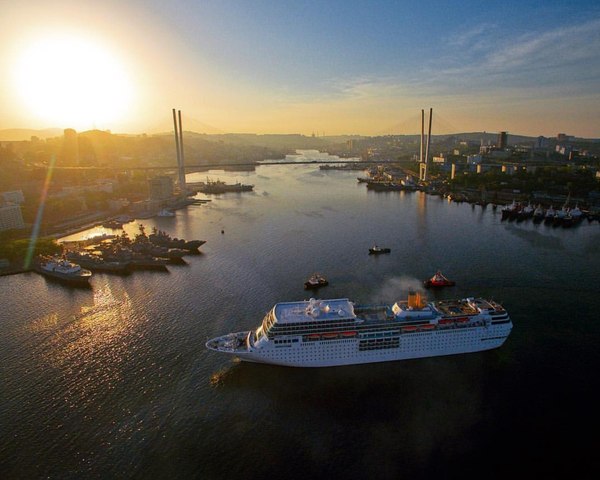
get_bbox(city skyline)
[1,0,599,137]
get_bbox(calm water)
[1,158,599,479]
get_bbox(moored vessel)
[157,209,175,217]
[66,251,130,274]
[304,273,329,290]
[34,256,92,286]
[197,179,254,194]
[206,291,513,368]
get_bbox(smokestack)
[177,110,186,194]
[424,108,433,181]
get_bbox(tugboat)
[304,273,329,290]
[369,245,391,255]
[423,270,456,288]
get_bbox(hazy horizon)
[1,1,599,138]
[1,126,597,143]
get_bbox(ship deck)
[432,299,478,317]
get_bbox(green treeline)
[0,236,61,262]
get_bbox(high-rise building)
[0,204,25,231]
[60,128,79,166]
[497,131,508,149]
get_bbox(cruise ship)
[206,291,512,367]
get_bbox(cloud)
[313,17,600,104]
[446,23,497,50]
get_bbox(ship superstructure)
[206,291,512,367]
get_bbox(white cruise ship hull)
[209,323,512,368]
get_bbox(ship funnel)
[408,290,425,309]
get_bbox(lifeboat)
[423,270,456,288]
[455,317,469,323]
[419,324,435,330]
[307,334,321,340]
[341,331,357,337]
[439,318,454,325]
[322,333,338,339]
[402,325,418,332]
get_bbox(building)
[61,128,79,166]
[556,133,574,142]
[497,131,508,149]
[0,204,25,231]
[1,190,25,204]
[148,176,174,201]
[535,136,548,150]
[432,154,447,164]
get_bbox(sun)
[13,34,134,130]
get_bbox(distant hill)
[0,128,63,141]
[1,127,597,146]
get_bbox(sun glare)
[13,34,134,130]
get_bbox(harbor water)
[1,159,599,479]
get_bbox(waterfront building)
[108,198,130,212]
[0,204,25,231]
[149,176,174,201]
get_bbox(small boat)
[368,245,391,255]
[102,220,123,229]
[501,201,518,220]
[532,204,545,223]
[423,270,456,288]
[544,206,556,224]
[568,204,583,225]
[157,209,175,217]
[304,273,329,290]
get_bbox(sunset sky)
[1,0,599,137]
